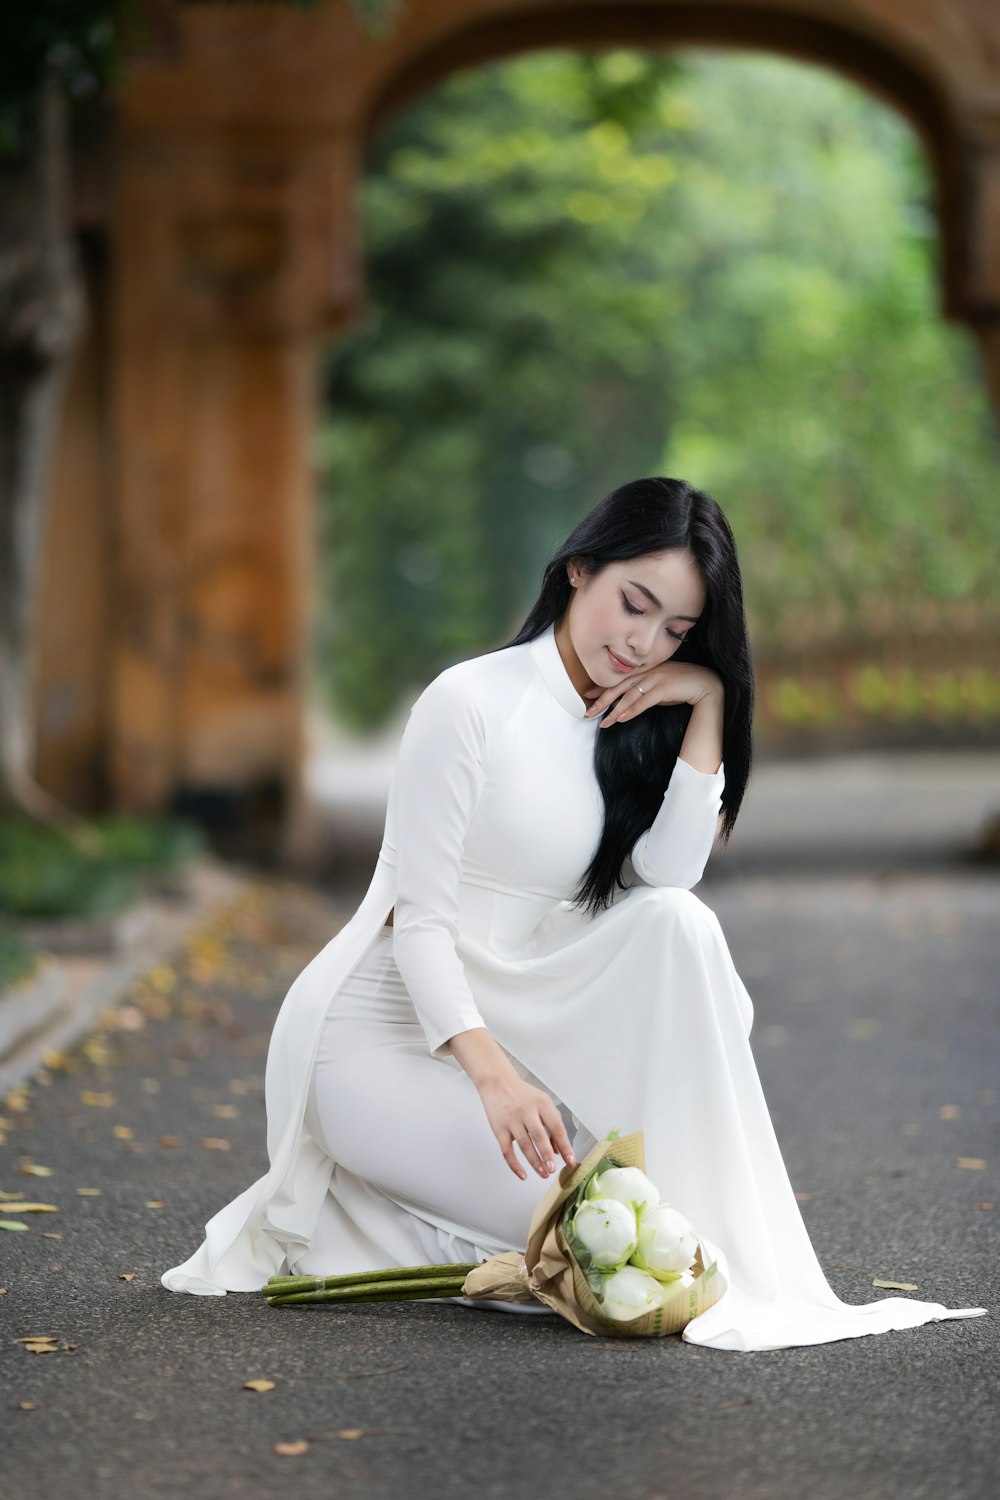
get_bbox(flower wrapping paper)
[461,1128,728,1337]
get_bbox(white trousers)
[301,927,595,1276]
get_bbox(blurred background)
[0,0,998,955]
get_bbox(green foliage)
[315,49,1000,732]
[0,926,38,989]
[0,816,204,918]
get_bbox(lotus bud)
[630,1202,698,1281]
[599,1264,668,1322]
[585,1166,660,1221]
[572,1196,638,1270]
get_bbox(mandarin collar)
[529,622,599,722]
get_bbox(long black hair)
[494,476,754,918]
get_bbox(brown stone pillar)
[108,128,360,847]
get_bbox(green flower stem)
[263,1261,481,1295]
[266,1277,469,1305]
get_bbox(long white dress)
[160,622,989,1351]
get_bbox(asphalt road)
[2,767,998,1499]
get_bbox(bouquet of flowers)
[263,1129,727,1338]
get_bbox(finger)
[603,681,650,724]
[499,1130,527,1180]
[541,1105,576,1166]
[526,1116,561,1175]
[514,1127,549,1177]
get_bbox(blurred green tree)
[316,48,1000,732]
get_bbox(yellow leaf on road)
[19,1164,53,1177]
[873,1278,919,1291]
[274,1441,310,1456]
[244,1379,276,1392]
[955,1158,988,1170]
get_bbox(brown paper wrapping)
[461,1129,727,1337]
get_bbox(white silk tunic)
[161,622,988,1351]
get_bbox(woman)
[161,476,987,1351]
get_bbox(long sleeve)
[628,754,726,891]
[389,667,490,1060]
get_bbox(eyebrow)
[626,579,700,623]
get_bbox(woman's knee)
[634,882,721,937]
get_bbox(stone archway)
[33,0,1000,841]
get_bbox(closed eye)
[620,590,688,642]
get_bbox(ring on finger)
[633,682,645,694]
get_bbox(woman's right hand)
[476,1072,576,1181]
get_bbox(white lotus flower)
[585,1166,660,1220]
[599,1264,668,1322]
[572,1196,638,1270]
[630,1202,699,1281]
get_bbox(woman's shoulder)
[409,638,534,719]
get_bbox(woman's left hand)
[584,663,723,725]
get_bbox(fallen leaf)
[210,1104,240,1119]
[41,1232,63,1239]
[200,1138,231,1151]
[955,1158,988,1170]
[0,1191,26,1200]
[158,1136,182,1148]
[0,1220,28,1231]
[145,1200,165,1208]
[0,1288,8,1294]
[337,1430,365,1440]
[76,1188,102,1196]
[19,1164,53,1177]
[14,1336,58,1342]
[243,1379,276,1392]
[794,1191,812,1202]
[716,1398,753,1410]
[80,1091,115,1108]
[274,1441,310,1456]
[113,1126,134,1140]
[1,1203,58,1213]
[22,1342,59,1353]
[118,1273,137,1281]
[939,1106,960,1120]
[973,1202,993,1211]
[18,1400,37,1409]
[872,1277,919,1292]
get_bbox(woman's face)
[556,549,707,695]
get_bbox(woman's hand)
[476,1072,576,1182]
[447,1028,576,1181]
[584,662,723,726]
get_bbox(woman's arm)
[629,686,726,890]
[390,665,575,1180]
[389,667,492,1060]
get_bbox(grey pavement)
[2,748,998,1500]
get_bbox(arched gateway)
[32,1,1000,843]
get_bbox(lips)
[607,647,638,673]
